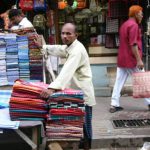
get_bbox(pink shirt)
[117,18,142,68]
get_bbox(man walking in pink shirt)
[109,5,150,113]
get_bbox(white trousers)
[111,67,150,107]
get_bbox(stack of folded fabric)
[0,90,20,129]
[10,28,43,81]
[28,32,43,81]
[0,31,43,86]
[46,89,85,139]
[5,34,19,85]
[0,38,8,86]
[0,90,12,108]
[17,35,30,81]
[9,79,48,121]
[10,28,43,82]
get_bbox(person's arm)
[129,24,144,69]
[40,52,82,99]
[34,36,67,57]
[131,44,144,69]
[43,45,67,57]
[49,51,82,89]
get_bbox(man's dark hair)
[8,9,23,19]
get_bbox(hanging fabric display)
[106,18,119,33]
[33,14,46,29]
[58,0,67,10]
[108,0,128,18]
[89,0,98,12]
[47,0,58,10]
[105,34,116,48]
[33,0,47,12]
[46,10,54,27]
[77,0,86,9]
[19,0,33,11]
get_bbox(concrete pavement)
[92,96,150,149]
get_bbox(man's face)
[10,16,20,25]
[61,24,77,45]
[135,10,143,24]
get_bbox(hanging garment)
[106,18,119,33]
[105,34,116,48]
[19,0,33,11]
[33,0,47,12]
[47,0,58,10]
[89,0,98,12]
[33,14,46,29]
[77,0,87,9]
[108,0,128,18]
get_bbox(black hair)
[8,9,23,19]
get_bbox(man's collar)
[66,39,78,53]
[19,17,26,26]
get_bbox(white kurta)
[42,39,96,106]
[11,17,33,30]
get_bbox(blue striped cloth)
[0,90,12,108]
[17,36,28,42]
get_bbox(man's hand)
[34,35,42,49]
[137,60,144,70]
[40,89,55,99]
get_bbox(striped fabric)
[46,88,85,139]
[106,18,119,33]
[0,90,12,107]
[46,120,84,138]
[9,80,48,121]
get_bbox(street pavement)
[91,96,150,149]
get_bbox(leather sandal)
[109,106,124,113]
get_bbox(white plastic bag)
[141,142,150,150]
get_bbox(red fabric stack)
[9,79,48,121]
[46,89,85,139]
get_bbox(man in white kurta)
[8,9,33,30]
[42,40,96,107]
[35,23,96,149]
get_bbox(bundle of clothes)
[9,79,48,121]
[9,79,85,139]
[46,89,85,139]
[12,28,43,81]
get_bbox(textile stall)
[0,30,46,85]
[0,89,46,150]
[0,78,85,150]
[46,88,85,150]
[0,29,49,150]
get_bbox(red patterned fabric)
[48,97,84,103]
[12,79,48,95]
[11,92,40,99]
[10,97,47,106]
[10,112,47,118]
[10,79,48,121]
[10,104,46,111]
[19,0,33,11]
[133,71,150,98]
[50,108,85,116]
